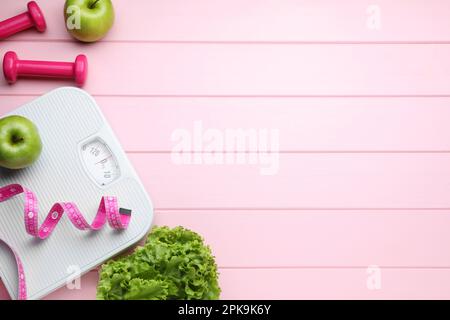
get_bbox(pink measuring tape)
[0,184,132,300]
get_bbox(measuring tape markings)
[0,183,131,300]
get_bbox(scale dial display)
[81,138,120,186]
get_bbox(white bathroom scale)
[0,87,154,300]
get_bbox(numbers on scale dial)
[81,139,120,186]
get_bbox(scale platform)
[0,87,154,299]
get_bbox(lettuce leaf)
[97,226,220,300]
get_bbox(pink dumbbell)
[3,51,88,86]
[0,1,46,40]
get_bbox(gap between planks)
[5,94,450,98]
[8,40,450,45]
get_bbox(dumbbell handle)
[3,51,88,86]
[16,60,76,79]
[0,2,46,40]
[0,13,32,38]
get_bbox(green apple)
[0,116,43,170]
[64,0,115,43]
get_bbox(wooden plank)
[2,43,450,96]
[4,267,450,300]
[220,268,450,299]
[4,96,450,152]
[153,210,450,267]
[130,153,450,209]
[4,0,450,42]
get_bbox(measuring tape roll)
[0,184,131,300]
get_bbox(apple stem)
[11,136,24,144]
[89,0,101,9]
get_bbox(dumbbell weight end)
[0,2,46,40]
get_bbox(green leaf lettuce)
[96,226,221,300]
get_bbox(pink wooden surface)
[128,154,450,208]
[6,0,450,42]
[4,97,450,152]
[3,42,450,96]
[2,0,450,299]
[5,268,450,300]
